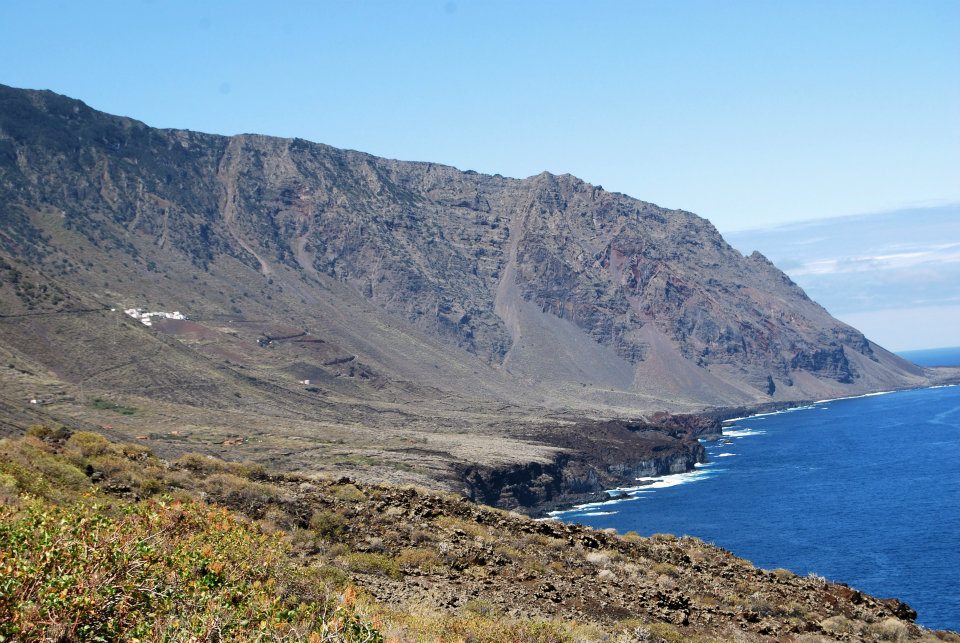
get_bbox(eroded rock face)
[0,84,925,409]
[457,417,711,514]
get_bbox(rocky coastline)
[457,401,819,518]
[486,383,960,518]
[7,428,953,641]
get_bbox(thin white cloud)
[790,245,960,276]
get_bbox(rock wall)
[456,416,710,515]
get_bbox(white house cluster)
[123,308,187,327]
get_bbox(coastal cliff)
[458,415,713,515]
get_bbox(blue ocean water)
[898,346,960,367]
[555,385,960,631]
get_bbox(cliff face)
[0,83,926,416]
[457,417,712,513]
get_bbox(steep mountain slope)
[2,83,946,506]
[0,84,925,417]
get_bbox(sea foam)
[723,427,766,438]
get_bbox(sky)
[1,0,958,232]
[727,205,960,350]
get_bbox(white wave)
[723,428,766,438]
[726,403,822,425]
[618,468,719,494]
[550,463,725,517]
[549,493,641,516]
[717,452,737,457]
[581,511,618,516]
[814,390,895,404]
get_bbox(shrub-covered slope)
[2,427,956,642]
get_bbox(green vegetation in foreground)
[0,499,378,642]
[0,434,379,642]
[0,428,584,642]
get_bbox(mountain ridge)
[0,83,945,503]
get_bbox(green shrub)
[332,483,366,502]
[90,398,137,415]
[203,473,278,510]
[0,438,90,502]
[310,509,348,540]
[0,497,383,642]
[174,453,266,480]
[340,552,401,579]
[64,431,111,459]
[174,452,229,475]
[396,547,443,572]
[0,472,18,506]
[25,424,70,441]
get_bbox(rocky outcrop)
[7,430,944,641]
[457,416,709,515]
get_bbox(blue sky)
[1,0,958,232]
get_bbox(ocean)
[897,346,960,367]
[554,385,960,631]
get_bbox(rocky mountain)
[0,83,940,499]
[0,84,925,405]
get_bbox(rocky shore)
[455,412,719,516]
[456,402,833,518]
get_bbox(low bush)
[310,509,348,540]
[64,431,111,459]
[340,552,401,580]
[0,437,91,502]
[173,453,265,479]
[203,472,279,511]
[651,562,679,578]
[396,547,443,572]
[331,483,366,503]
[0,497,382,642]
[25,423,71,441]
